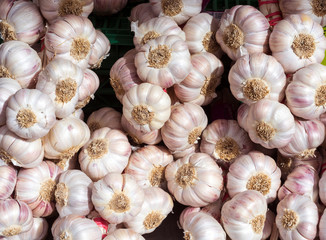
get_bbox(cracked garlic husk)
[165,152,223,207]
[221,190,267,240]
[79,127,131,182]
[0,165,16,200]
[104,229,145,240]
[87,107,123,132]
[129,3,157,25]
[88,30,111,69]
[276,193,318,240]
[77,69,100,109]
[92,173,145,224]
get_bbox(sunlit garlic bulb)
[87,107,123,132]
[129,3,157,25]
[135,35,192,88]
[276,193,318,240]
[183,13,223,58]
[104,229,145,240]
[76,69,100,109]
[6,89,56,140]
[221,190,267,240]
[246,99,295,149]
[174,52,224,106]
[122,83,171,133]
[227,151,281,203]
[79,127,131,182]
[124,145,173,189]
[15,161,62,217]
[270,14,326,74]
[216,5,270,61]
[88,30,110,69]
[0,165,16,200]
[200,119,254,168]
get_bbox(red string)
[269,17,283,26]
[265,11,282,18]
[258,0,279,6]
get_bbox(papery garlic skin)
[0,165,16,200]
[221,190,267,240]
[79,127,131,182]
[320,209,326,240]
[0,199,33,237]
[229,53,286,105]
[104,229,145,240]
[88,30,110,69]
[15,217,48,240]
[286,63,326,119]
[52,215,102,240]
[44,15,96,69]
[216,5,269,61]
[0,40,41,88]
[87,107,123,132]
[124,145,173,189]
[276,193,318,240]
[270,14,326,74]
[0,125,44,168]
[93,0,127,15]
[165,152,223,207]
[246,99,295,149]
[122,83,171,133]
[36,58,84,119]
[77,69,100,109]
[129,3,157,25]
[200,119,254,167]
[150,0,202,25]
[0,78,21,126]
[135,35,191,88]
[227,151,281,203]
[6,89,56,140]
[92,173,145,224]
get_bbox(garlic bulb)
[124,187,173,234]
[15,161,62,217]
[104,229,145,240]
[246,99,295,149]
[0,125,43,168]
[44,15,96,69]
[165,152,223,207]
[122,83,171,133]
[6,89,56,140]
[79,127,131,182]
[270,14,326,74]
[237,103,250,131]
[286,63,326,119]
[227,151,281,203]
[263,210,276,240]
[0,165,16,200]
[77,69,100,109]
[150,0,202,25]
[43,116,90,170]
[87,107,123,132]
[174,52,224,106]
[179,208,226,240]
[0,0,44,45]
[276,193,318,240]
[135,35,192,88]
[221,190,267,240]
[132,16,185,51]
[16,217,48,240]
[183,13,223,57]
[52,215,102,240]
[88,30,110,69]
[92,173,145,224]
[36,58,84,119]
[278,119,325,158]
[93,0,128,15]
[161,102,208,156]
[0,78,21,126]
[0,40,41,88]
[320,209,326,240]
[39,0,94,24]
[0,199,33,237]
[124,145,173,189]
[129,3,157,25]
[319,170,326,205]
[229,53,286,105]
[200,119,254,168]
[215,5,270,61]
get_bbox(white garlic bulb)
[6,89,56,140]
[320,209,326,240]
[79,127,131,182]
[276,193,318,240]
[92,173,145,224]
[319,170,326,206]
[135,35,192,88]
[129,3,157,25]
[270,14,326,74]
[104,229,145,240]
[52,215,102,240]
[165,152,223,207]
[221,190,267,240]
[216,5,270,61]
[237,103,250,131]
[227,151,281,203]
[263,210,276,240]
[88,30,111,69]
[87,107,123,132]
[246,99,295,149]
[0,165,16,200]
[76,69,100,109]
[16,217,48,240]
[122,83,171,133]
[124,145,173,189]
[0,40,41,88]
